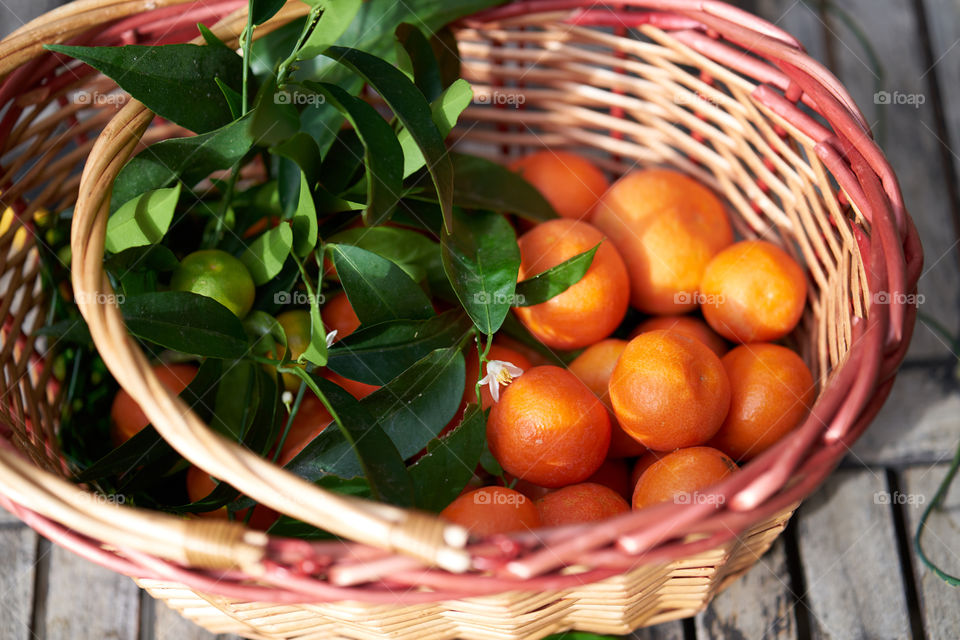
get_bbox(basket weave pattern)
[0,1,921,638]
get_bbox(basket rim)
[0,0,923,604]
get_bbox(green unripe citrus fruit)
[170,249,255,318]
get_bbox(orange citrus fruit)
[700,240,807,343]
[277,393,332,465]
[323,291,360,341]
[110,363,197,445]
[632,446,737,510]
[536,482,629,527]
[487,365,610,488]
[568,339,646,458]
[630,451,663,489]
[465,343,534,410]
[514,219,629,350]
[609,330,730,452]
[591,168,733,314]
[630,314,727,357]
[709,343,814,460]
[440,486,541,536]
[510,150,609,220]
[170,249,255,318]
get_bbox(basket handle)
[64,0,471,573]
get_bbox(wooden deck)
[1,0,959,638]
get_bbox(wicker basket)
[0,0,922,638]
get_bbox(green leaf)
[283,376,413,506]
[103,244,178,275]
[45,43,241,134]
[266,476,371,538]
[104,184,181,254]
[395,23,443,101]
[324,46,454,231]
[271,131,322,184]
[214,77,243,119]
[328,243,434,325]
[326,310,472,385]
[440,153,558,222]
[112,113,254,210]
[304,81,403,226]
[239,223,293,285]
[250,78,300,146]
[319,129,364,194]
[250,0,286,25]
[291,171,318,257]
[121,291,249,358]
[361,345,466,459]
[243,309,287,359]
[297,0,363,60]
[327,226,439,282]
[400,78,472,178]
[210,360,259,441]
[514,243,599,306]
[291,256,329,367]
[441,209,520,334]
[410,403,486,512]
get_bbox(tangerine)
[110,363,197,445]
[170,249,255,318]
[700,240,807,343]
[568,339,646,458]
[510,150,609,220]
[609,330,730,451]
[630,315,727,357]
[709,343,814,460]
[440,486,541,536]
[591,168,733,314]
[514,219,629,350]
[536,482,629,527]
[487,365,610,488]
[632,446,737,509]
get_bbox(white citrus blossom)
[325,330,338,348]
[479,360,525,403]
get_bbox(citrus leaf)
[441,209,520,334]
[104,184,181,254]
[291,170,318,257]
[395,23,443,101]
[328,243,434,325]
[304,81,403,225]
[324,46,454,231]
[271,132,322,184]
[45,43,241,134]
[326,310,471,385]
[210,360,260,442]
[410,403,486,512]
[443,153,558,222]
[250,78,300,146]
[250,0,286,26]
[514,243,599,306]
[283,376,413,506]
[400,78,472,178]
[327,226,439,282]
[214,77,242,119]
[120,291,249,358]
[361,345,466,460]
[112,113,255,210]
[239,223,293,285]
[297,0,363,60]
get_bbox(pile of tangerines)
[442,151,814,536]
[108,150,814,537]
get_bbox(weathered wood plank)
[902,464,960,640]
[851,364,960,465]
[797,469,912,639]
[694,538,797,640]
[42,542,140,640]
[756,0,960,361]
[149,594,223,640]
[0,516,38,640]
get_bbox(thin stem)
[914,437,960,586]
[277,5,322,87]
[271,380,307,463]
[241,0,254,115]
